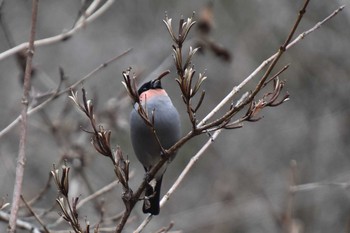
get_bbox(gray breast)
[130,95,181,171]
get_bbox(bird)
[130,78,181,215]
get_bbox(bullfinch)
[130,79,181,215]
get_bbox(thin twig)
[8,0,39,232]
[198,4,344,128]
[0,48,131,139]
[197,0,311,132]
[80,169,103,212]
[0,0,115,61]
[59,48,132,95]
[20,195,50,233]
[77,179,121,209]
[287,5,345,49]
[263,64,290,87]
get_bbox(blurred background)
[0,0,349,232]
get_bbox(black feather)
[143,176,163,215]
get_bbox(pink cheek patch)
[140,89,167,102]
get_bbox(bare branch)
[0,0,115,61]
[0,48,131,139]
[0,211,41,233]
[197,4,344,128]
[290,181,350,193]
[20,195,50,233]
[8,1,39,232]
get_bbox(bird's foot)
[144,170,153,183]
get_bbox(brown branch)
[196,0,311,132]
[263,64,290,88]
[20,195,50,233]
[196,5,345,130]
[52,165,84,232]
[251,0,310,97]
[8,0,39,232]
[70,89,134,232]
[115,210,132,233]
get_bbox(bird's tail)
[143,176,163,215]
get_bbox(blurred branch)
[287,4,345,49]
[77,178,125,209]
[0,211,41,233]
[0,0,115,61]
[59,48,131,95]
[0,73,62,139]
[0,48,131,139]
[154,221,175,233]
[20,195,50,233]
[51,176,130,228]
[8,0,39,232]
[290,181,350,192]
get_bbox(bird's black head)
[138,79,162,95]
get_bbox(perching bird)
[130,78,181,215]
